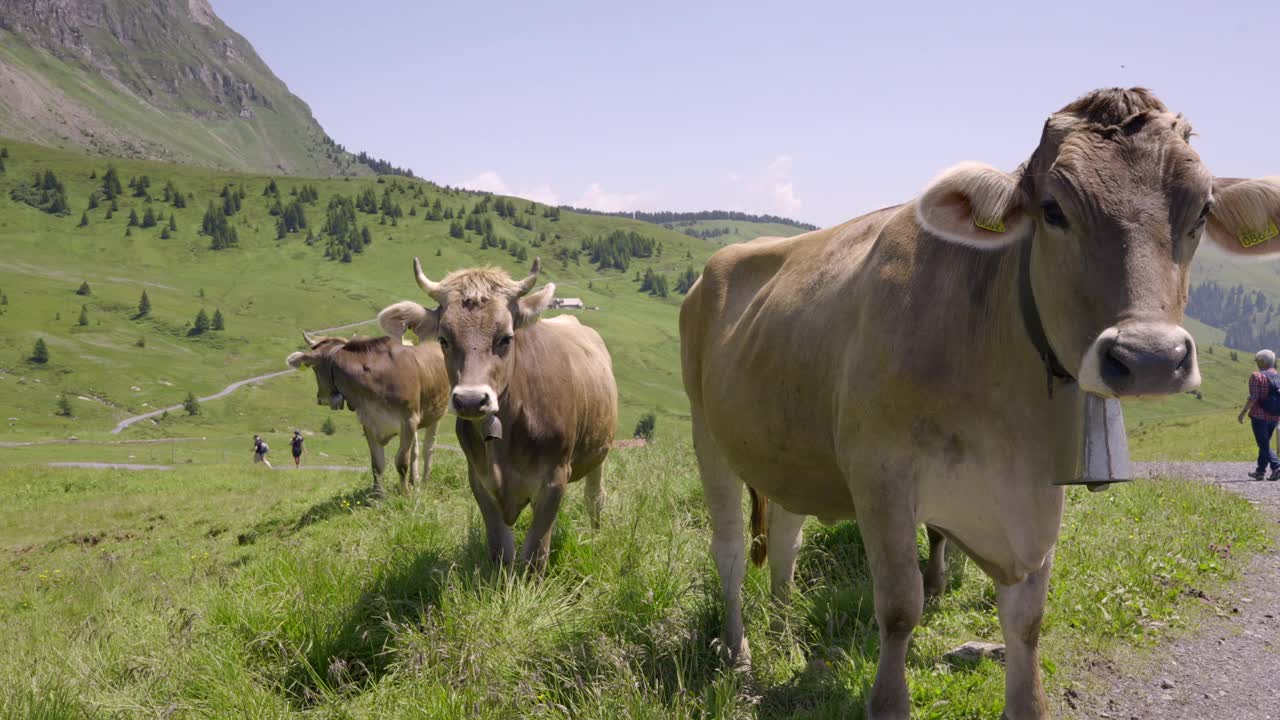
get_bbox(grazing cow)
[378,258,618,570]
[680,88,1280,719]
[286,332,449,495]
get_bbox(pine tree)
[78,305,89,326]
[128,209,140,227]
[57,393,73,417]
[168,215,177,231]
[138,290,151,317]
[101,165,122,200]
[31,338,49,364]
[212,308,224,331]
[192,308,210,335]
[76,281,91,296]
[78,212,89,228]
[87,193,99,210]
[141,208,157,228]
[160,226,171,240]
[321,417,336,435]
[183,392,200,416]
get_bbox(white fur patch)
[286,351,307,369]
[1076,327,1120,398]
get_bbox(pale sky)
[214,0,1279,227]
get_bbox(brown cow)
[378,258,618,570]
[680,88,1280,719]
[286,333,449,495]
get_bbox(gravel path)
[109,369,296,434]
[1069,461,1280,720]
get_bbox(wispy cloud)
[459,171,561,206]
[459,171,651,213]
[572,183,646,213]
[727,154,803,216]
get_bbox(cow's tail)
[748,487,768,567]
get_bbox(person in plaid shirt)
[1238,349,1280,481]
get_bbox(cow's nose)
[1093,323,1199,397]
[451,386,495,417]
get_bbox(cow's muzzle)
[451,384,498,420]
[1079,323,1200,397]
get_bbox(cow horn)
[413,257,445,302]
[302,331,316,347]
[515,257,541,296]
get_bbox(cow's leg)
[394,420,417,494]
[519,466,568,572]
[923,526,948,600]
[997,549,1054,720]
[693,416,749,666]
[583,463,605,530]
[419,418,439,483]
[469,467,514,566]
[767,503,806,602]
[363,426,387,497]
[855,489,923,720]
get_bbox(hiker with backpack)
[1238,349,1280,481]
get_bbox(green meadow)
[1,448,1267,719]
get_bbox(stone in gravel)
[1160,678,1176,689]
[943,641,1005,665]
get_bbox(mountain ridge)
[0,0,402,177]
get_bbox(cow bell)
[1057,393,1131,492]
[481,414,502,442]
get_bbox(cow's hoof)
[712,636,751,671]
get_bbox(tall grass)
[0,442,1268,718]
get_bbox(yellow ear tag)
[1239,221,1280,249]
[974,217,1006,233]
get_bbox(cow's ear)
[916,162,1031,249]
[1204,177,1280,256]
[378,301,438,339]
[286,351,313,369]
[516,283,556,327]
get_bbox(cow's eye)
[438,337,449,350]
[1041,199,1069,229]
[497,334,514,348]
[1192,201,1213,235]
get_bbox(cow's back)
[680,208,902,517]
[509,314,618,479]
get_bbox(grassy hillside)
[0,0,373,176]
[0,139,719,458]
[0,448,1267,719]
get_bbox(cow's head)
[377,258,554,420]
[286,333,348,410]
[917,87,1280,398]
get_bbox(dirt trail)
[106,318,381,435]
[1070,461,1280,720]
[110,369,296,434]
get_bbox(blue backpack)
[1261,371,1280,415]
